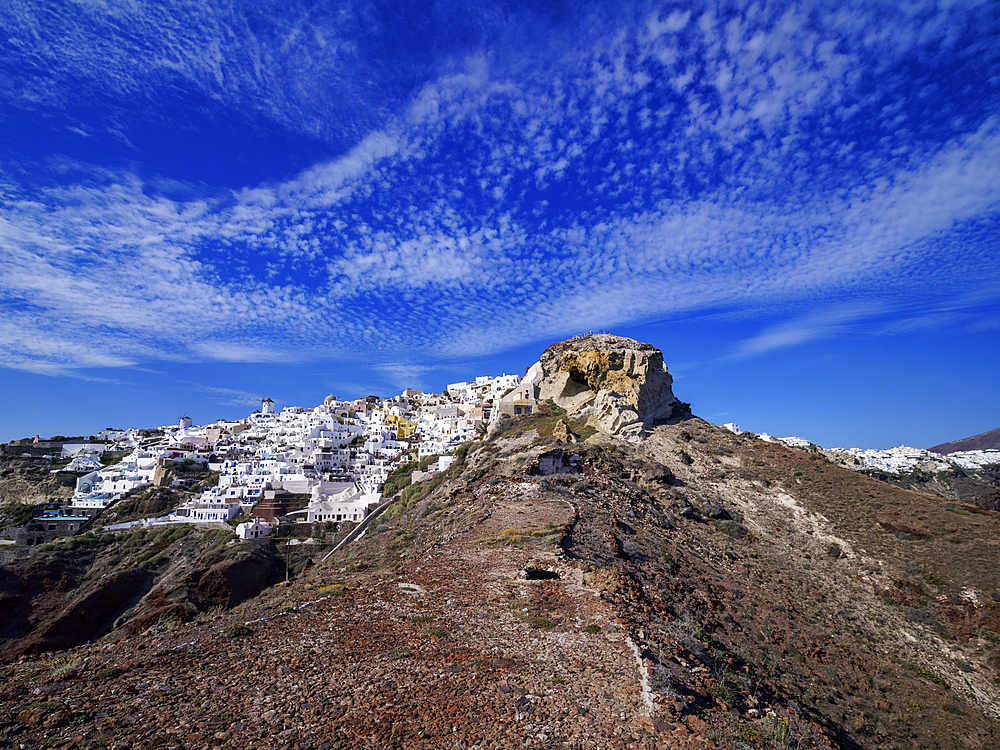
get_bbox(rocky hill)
[0,524,283,661]
[930,427,1000,455]
[0,335,998,750]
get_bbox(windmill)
[260,390,275,415]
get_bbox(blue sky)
[1,0,998,449]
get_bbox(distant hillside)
[930,426,1000,455]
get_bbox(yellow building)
[385,414,417,438]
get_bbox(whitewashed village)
[3,372,534,548]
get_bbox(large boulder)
[538,334,681,441]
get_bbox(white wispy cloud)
[730,303,886,359]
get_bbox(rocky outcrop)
[124,544,279,633]
[0,456,77,507]
[538,334,682,441]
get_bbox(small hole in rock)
[524,568,560,580]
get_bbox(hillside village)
[2,372,535,548]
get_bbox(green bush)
[223,624,253,637]
[50,659,82,680]
[141,554,169,569]
[382,462,418,498]
[530,617,555,630]
[736,723,761,741]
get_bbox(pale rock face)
[537,334,679,442]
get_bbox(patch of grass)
[906,662,949,688]
[530,617,555,630]
[763,711,792,745]
[194,604,226,624]
[129,524,192,567]
[707,684,733,705]
[382,461,419,499]
[65,532,112,551]
[412,615,435,623]
[222,624,253,638]
[141,554,169,570]
[96,667,126,680]
[428,628,448,637]
[50,658,83,680]
[490,401,595,444]
[582,624,602,634]
[695,625,717,647]
[0,501,44,529]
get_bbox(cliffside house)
[235,518,273,540]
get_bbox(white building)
[291,482,379,524]
[61,453,104,473]
[170,489,243,523]
[70,448,158,509]
[61,442,107,458]
[235,518,272,540]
